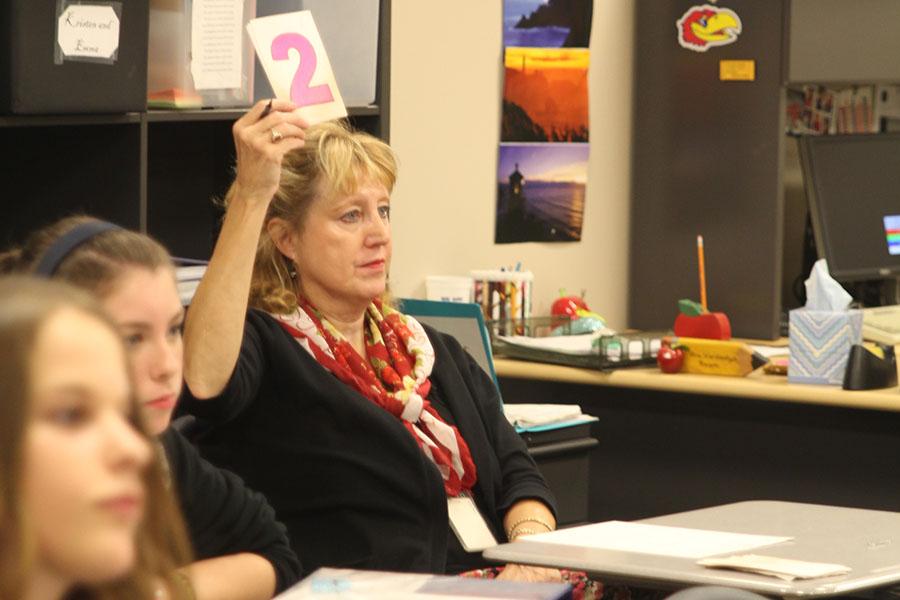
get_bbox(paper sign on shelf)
[247,11,347,125]
[191,0,244,91]
[57,4,121,62]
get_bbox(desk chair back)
[666,587,767,600]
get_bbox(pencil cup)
[470,270,533,334]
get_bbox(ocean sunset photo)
[495,143,588,244]
[503,0,593,48]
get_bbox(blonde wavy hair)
[242,120,398,314]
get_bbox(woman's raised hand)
[183,100,307,401]
[231,99,309,206]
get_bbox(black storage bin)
[0,1,149,114]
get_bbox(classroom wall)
[388,0,635,327]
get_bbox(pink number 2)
[271,33,334,107]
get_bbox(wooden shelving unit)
[0,0,390,260]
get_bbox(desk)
[496,359,900,522]
[496,359,900,412]
[484,500,900,597]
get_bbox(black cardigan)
[159,427,301,591]
[179,309,556,574]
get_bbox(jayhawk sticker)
[676,5,742,52]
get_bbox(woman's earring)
[289,265,297,279]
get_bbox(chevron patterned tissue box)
[788,308,863,385]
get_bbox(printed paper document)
[525,521,791,559]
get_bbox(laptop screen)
[398,299,498,388]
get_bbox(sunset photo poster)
[495,143,588,244]
[502,47,589,143]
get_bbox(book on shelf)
[786,85,897,136]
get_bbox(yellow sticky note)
[246,11,347,124]
[719,60,755,81]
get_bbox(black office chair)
[666,586,769,600]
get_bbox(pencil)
[697,235,707,312]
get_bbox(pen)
[697,235,707,312]
[259,98,273,120]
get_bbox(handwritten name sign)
[246,11,347,125]
[57,4,121,61]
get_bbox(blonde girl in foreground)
[0,277,193,600]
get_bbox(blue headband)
[34,220,122,277]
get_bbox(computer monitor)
[799,133,900,284]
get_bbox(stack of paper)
[523,521,791,559]
[503,404,584,429]
[496,332,603,356]
[147,88,203,109]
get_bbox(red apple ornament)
[551,290,588,320]
[672,299,731,340]
[656,343,685,374]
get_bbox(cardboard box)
[0,1,149,114]
[788,308,863,385]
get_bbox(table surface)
[494,357,900,413]
[483,500,900,597]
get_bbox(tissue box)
[788,308,863,385]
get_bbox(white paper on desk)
[525,521,791,559]
[497,333,602,355]
[191,0,244,90]
[247,11,347,125]
[697,554,851,581]
[749,345,790,359]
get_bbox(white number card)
[246,11,347,125]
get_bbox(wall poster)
[496,0,592,245]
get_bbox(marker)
[697,235,708,312]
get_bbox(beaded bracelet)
[506,516,554,540]
[512,527,549,541]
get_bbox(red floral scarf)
[274,298,477,496]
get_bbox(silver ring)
[270,128,284,143]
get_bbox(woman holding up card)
[178,100,563,583]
